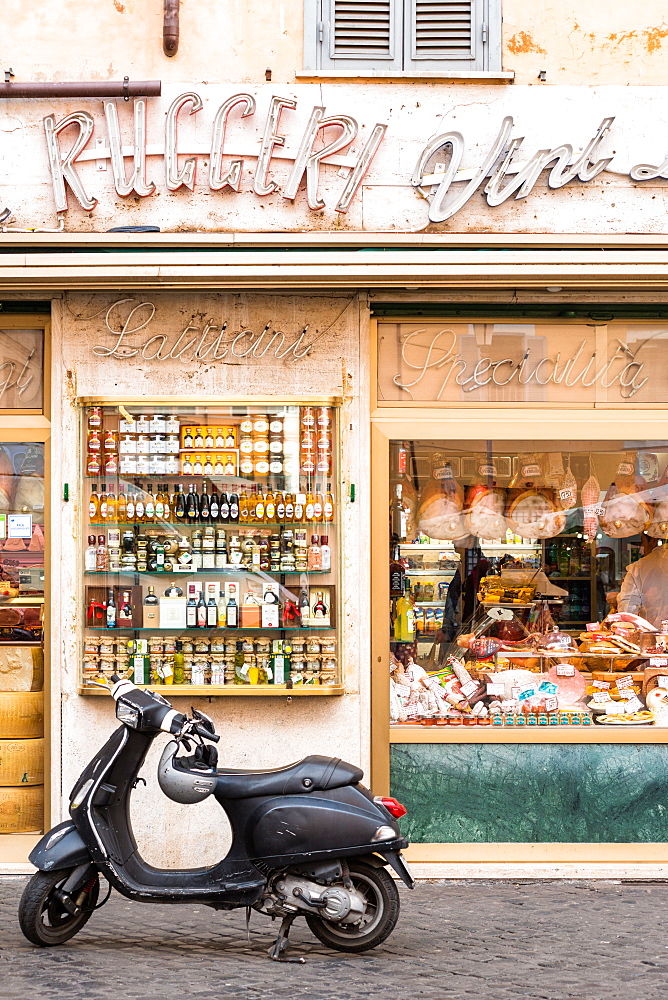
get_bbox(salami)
[581,472,601,541]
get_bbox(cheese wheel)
[0,737,44,785]
[0,784,43,833]
[0,691,43,738]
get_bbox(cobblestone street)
[2,876,668,999]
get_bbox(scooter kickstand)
[268,914,305,964]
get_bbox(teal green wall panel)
[390,743,668,843]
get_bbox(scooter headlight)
[116,699,140,728]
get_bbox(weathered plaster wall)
[4,0,668,86]
[50,291,370,867]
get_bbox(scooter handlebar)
[191,723,220,743]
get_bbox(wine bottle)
[226,590,238,627]
[206,584,218,626]
[209,485,220,523]
[220,487,230,524]
[196,588,207,627]
[200,481,210,522]
[186,483,199,522]
[229,490,240,524]
[186,584,197,627]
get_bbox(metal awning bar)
[0,80,161,99]
[3,249,668,290]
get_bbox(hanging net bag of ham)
[417,453,468,541]
[599,452,651,538]
[506,453,566,540]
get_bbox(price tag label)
[592,680,611,689]
[624,696,644,714]
[650,658,668,668]
[518,685,537,701]
[461,680,479,698]
[559,488,575,502]
[592,691,613,703]
[544,696,558,713]
[616,674,634,690]
[658,676,668,690]
[539,681,558,695]
[583,505,605,517]
[486,682,505,697]
[556,664,575,676]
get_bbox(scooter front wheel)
[19,868,99,946]
[305,860,400,953]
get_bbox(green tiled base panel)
[390,743,668,843]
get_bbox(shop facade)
[3,81,668,870]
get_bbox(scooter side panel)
[247,794,402,861]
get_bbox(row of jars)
[85,634,337,655]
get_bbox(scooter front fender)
[29,820,91,872]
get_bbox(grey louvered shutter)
[405,0,489,69]
[315,0,402,69]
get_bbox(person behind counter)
[618,541,668,628]
[435,541,490,644]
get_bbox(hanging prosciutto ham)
[417,457,468,540]
[599,453,651,538]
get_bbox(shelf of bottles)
[80,400,342,694]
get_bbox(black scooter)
[19,676,413,960]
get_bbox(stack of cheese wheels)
[0,690,44,833]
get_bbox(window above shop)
[302,0,504,76]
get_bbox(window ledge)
[296,70,514,82]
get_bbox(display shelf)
[85,625,335,632]
[400,543,539,552]
[80,684,345,697]
[84,569,333,576]
[89,521,337,529]
[389,727,668,743]
[404,570,456,576]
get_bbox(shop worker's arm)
[618,562,643,614]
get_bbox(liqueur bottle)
[118,591,133,627]
[99,484,108,522]
[126,487,136,524]
[226,589,239,627]
[324,484,334,522]
[320,535,331,572]
[89,484,100,522]
[117,488,128,523]
[312,591,328,618]
[298,587,310,627]
[96,534,108,572]
[85,535,97,572]
[106,589,117,628]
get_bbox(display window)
[388,439,668,730]
[79,399,341,695]
[0,441,46,837]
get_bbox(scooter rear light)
[374,796,407,819]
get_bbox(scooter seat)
[215,754,363,799]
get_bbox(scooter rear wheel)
[19,867,99,947]
[305,860,400,953]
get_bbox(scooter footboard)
[29,821,91,872]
